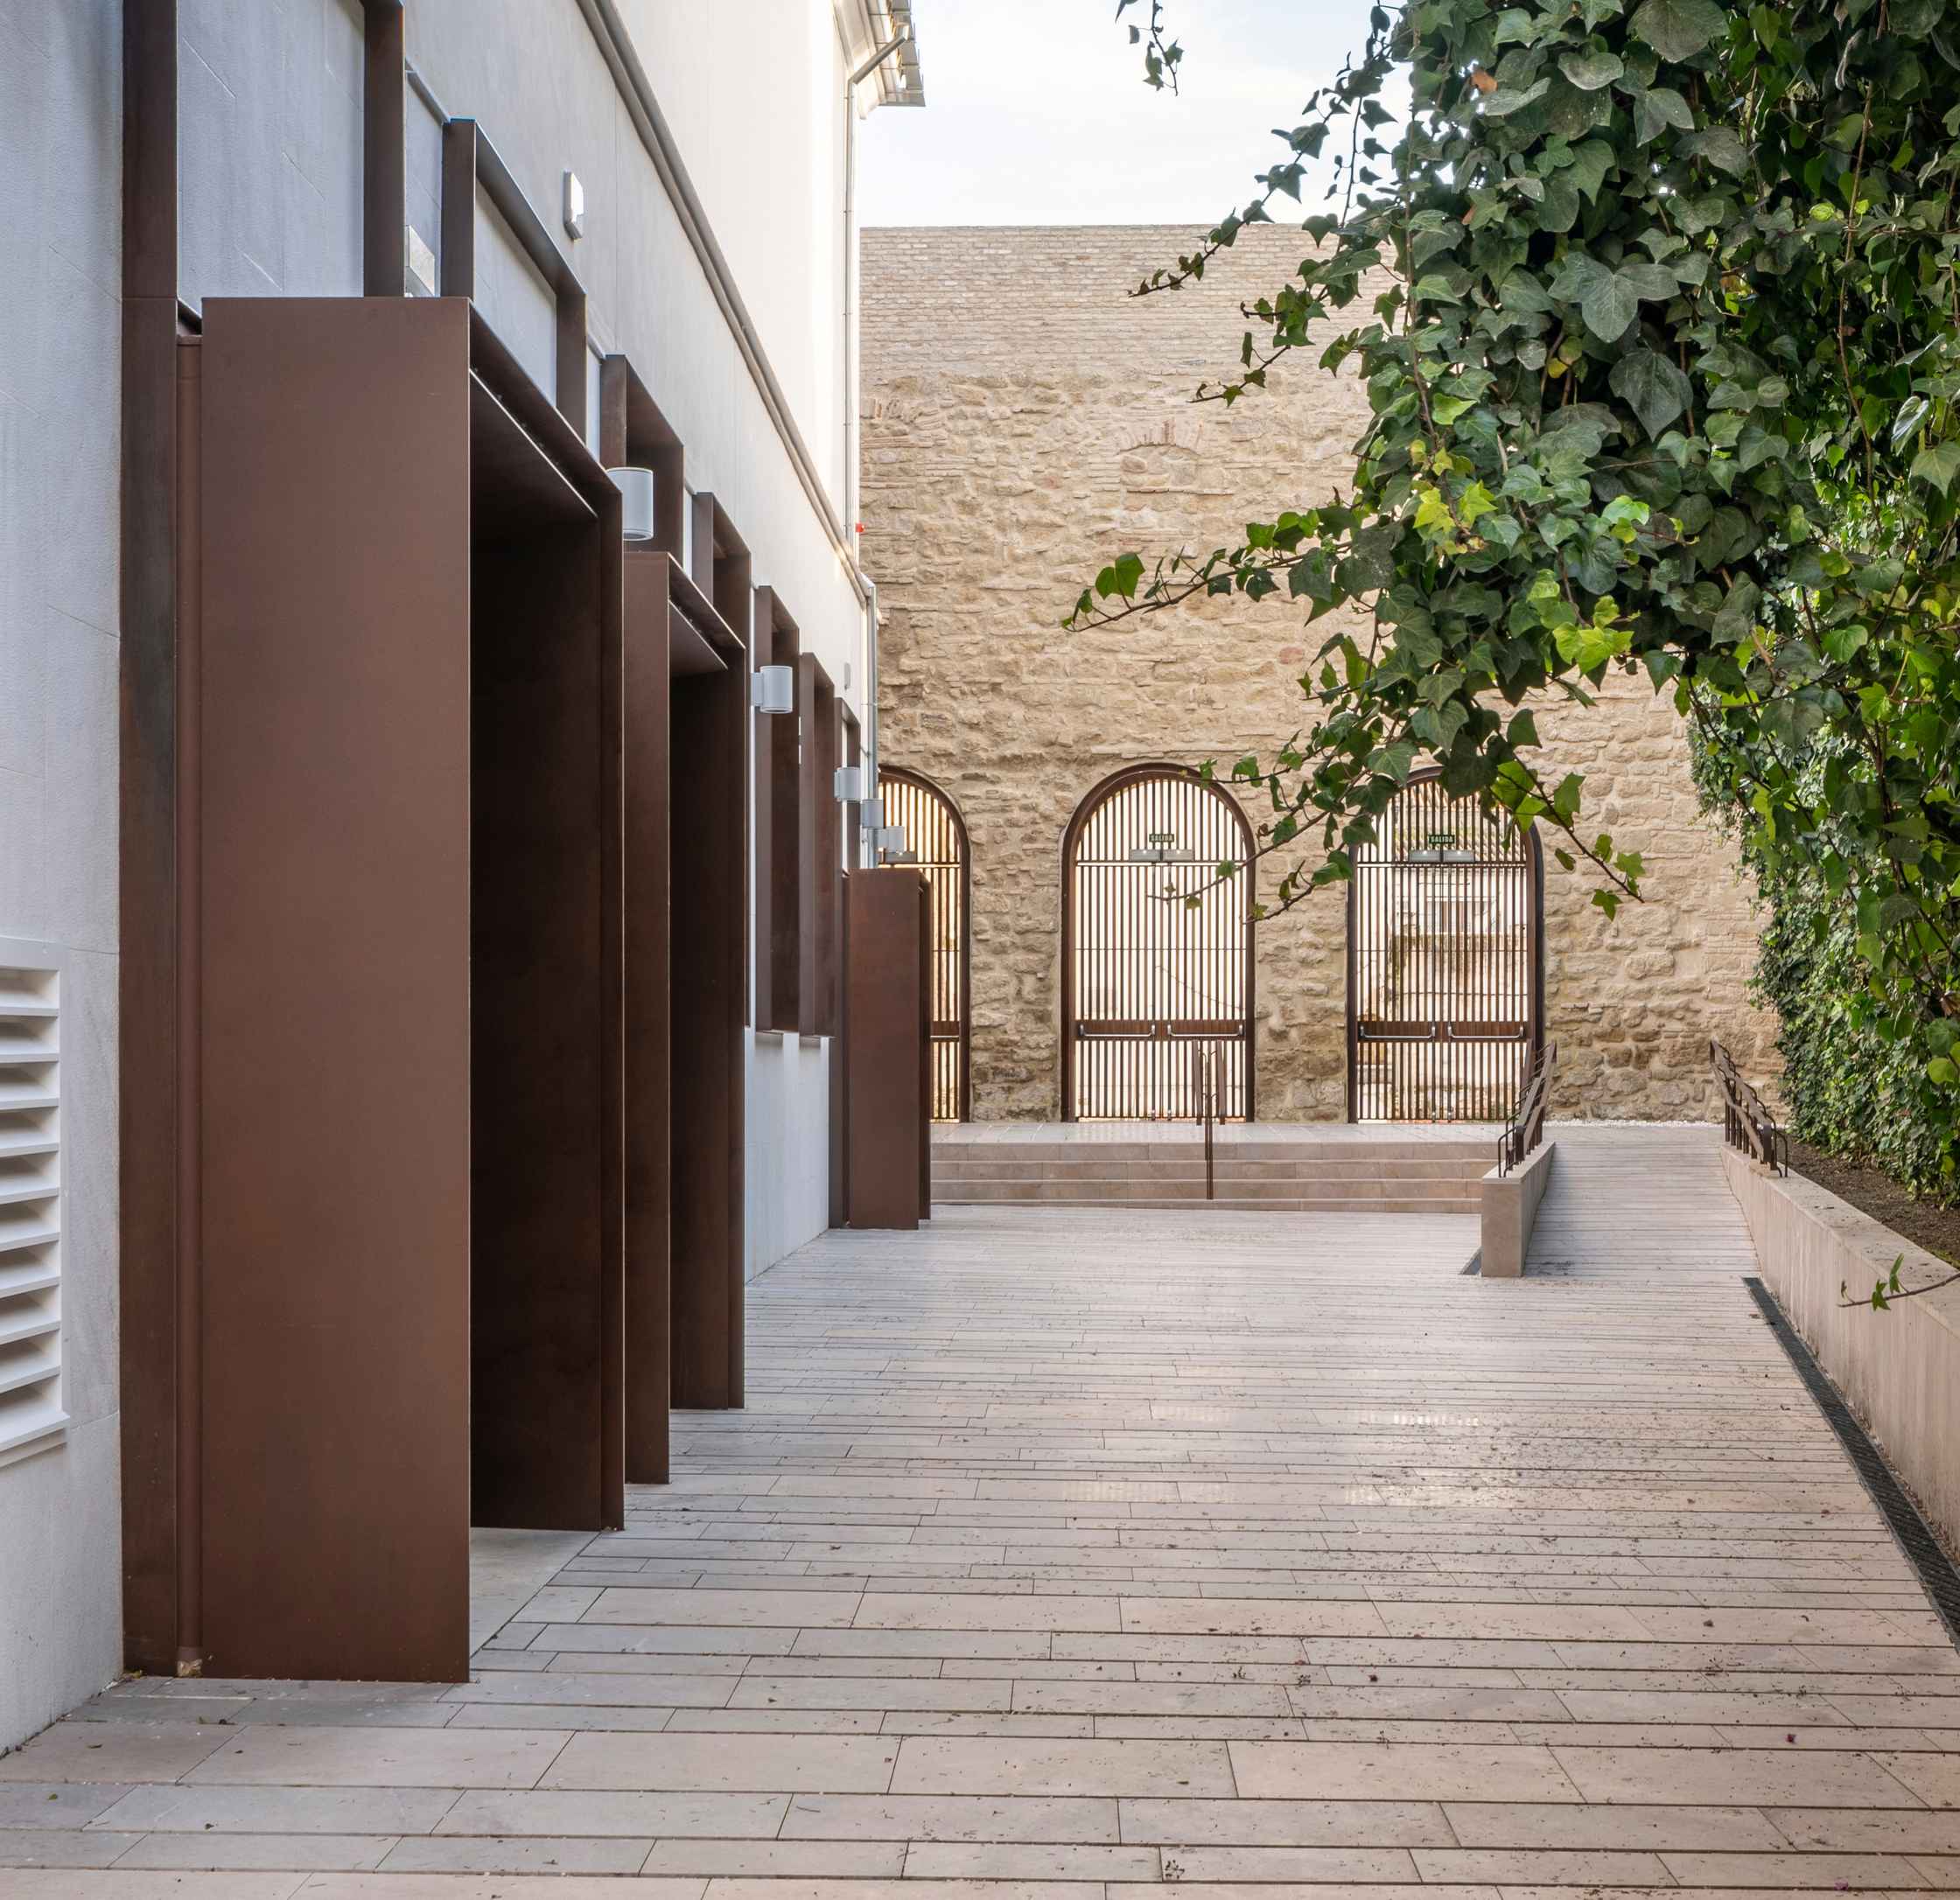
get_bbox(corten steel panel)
[798,657,840,1037]
[196,297,472,1682]
[470,518,610,1531]
[752,588,800,1033]
[599,488,626,1530]
[845,870,932,1231]
[670,622,748,1408]
[918,874,933,1216]
[118,0,186,1678]
[361,3,405,295]
[623,552,674,1484]
[829,713,861,1227]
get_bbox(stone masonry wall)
[860,225,1778,1122]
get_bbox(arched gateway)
[1060,765,1254,1121]
[1347,768,1544,1121]
[877,766,971,1121]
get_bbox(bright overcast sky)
[858,0,1387,228]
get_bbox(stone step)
[937,1191,1480,1215]
[934,1175,1476,1205]
[933,1156,1488,1182]
[930,1127,1497,1213]
[933,1139,1494,1163]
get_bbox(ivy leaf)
[1536,175,1581,233]
[1610,349,1694,437]
[1712,576,1761,640]
[1911,439,1960,494]
[1618,259,1679,302]
[1889,395,1931,450]
[1631,0,1726,61]
[1580,270,1641,340]
[1682,125,1748,174]
[1632,84,1696,143]
[1096,552,1145,599]
[1565,140,1614,199]
[1482,75,1552,116]
[1559,45,1624,89]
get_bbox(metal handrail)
[1200,1047,1217,1202]
[1497,1039,1557,1177]
[1712,1038,1788,1175]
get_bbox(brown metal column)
[120,0,187,1678]
[622,553,674,1482]
[670,603,748,1408]
[195,297,473,1680]
[844,869,931,1230]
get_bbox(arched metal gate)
[878,766,970,1121]
[1347,769,1543,1121]
[1061,765,1254,1121]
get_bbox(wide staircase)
[932,1124,1495,1214]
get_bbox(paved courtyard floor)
[6,1126,1959,1896]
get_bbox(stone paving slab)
[4,1126,1958,1892]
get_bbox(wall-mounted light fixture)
[834,765,867,802]
[878,825,906,858]
[859,795,886,831]
[751,665,794,715]
[563,169,585,240]
[606,467,655,542]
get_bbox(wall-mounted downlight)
[751,665,794,715]
[606,467,655,542]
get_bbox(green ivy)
[1073,0,1960,1164]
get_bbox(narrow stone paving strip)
[5,1124,1958,1895]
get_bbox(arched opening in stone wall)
[1060,765,1255,1122]
[878,765,971,1121]
[1348,767,1544,1122]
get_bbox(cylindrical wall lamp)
[878,824,906,857]
[606,467,656,542]
[859,795,886,830]
[834,765,867,802]
[750,665,794,714]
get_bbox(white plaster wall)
[0,0,126,1751]
[745,1037,833,1280]
[472,184,558,402]
[178,0,366,307]
[615,0,854,516]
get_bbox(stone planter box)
[1480,1141,1556,1278]
[1723,1148,1960,1551]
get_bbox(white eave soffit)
[845,0,926,109]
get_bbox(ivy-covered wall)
[1754,874,1951,1196]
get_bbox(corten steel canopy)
[844,869,934,1228]
[118,6,757,1686]
[601,357,752,1472]
[1060,765,1256,1122]
[188,296,627,1682]
[1346,766,1545,1123]
[878,767,970,1121]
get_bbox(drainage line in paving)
[1743,1274,1960,1648]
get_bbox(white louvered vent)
[0,943,64,1467]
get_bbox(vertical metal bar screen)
[1348,772,1538,1122]
[877,769,969,1121]
[1064,770,1251,1121]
